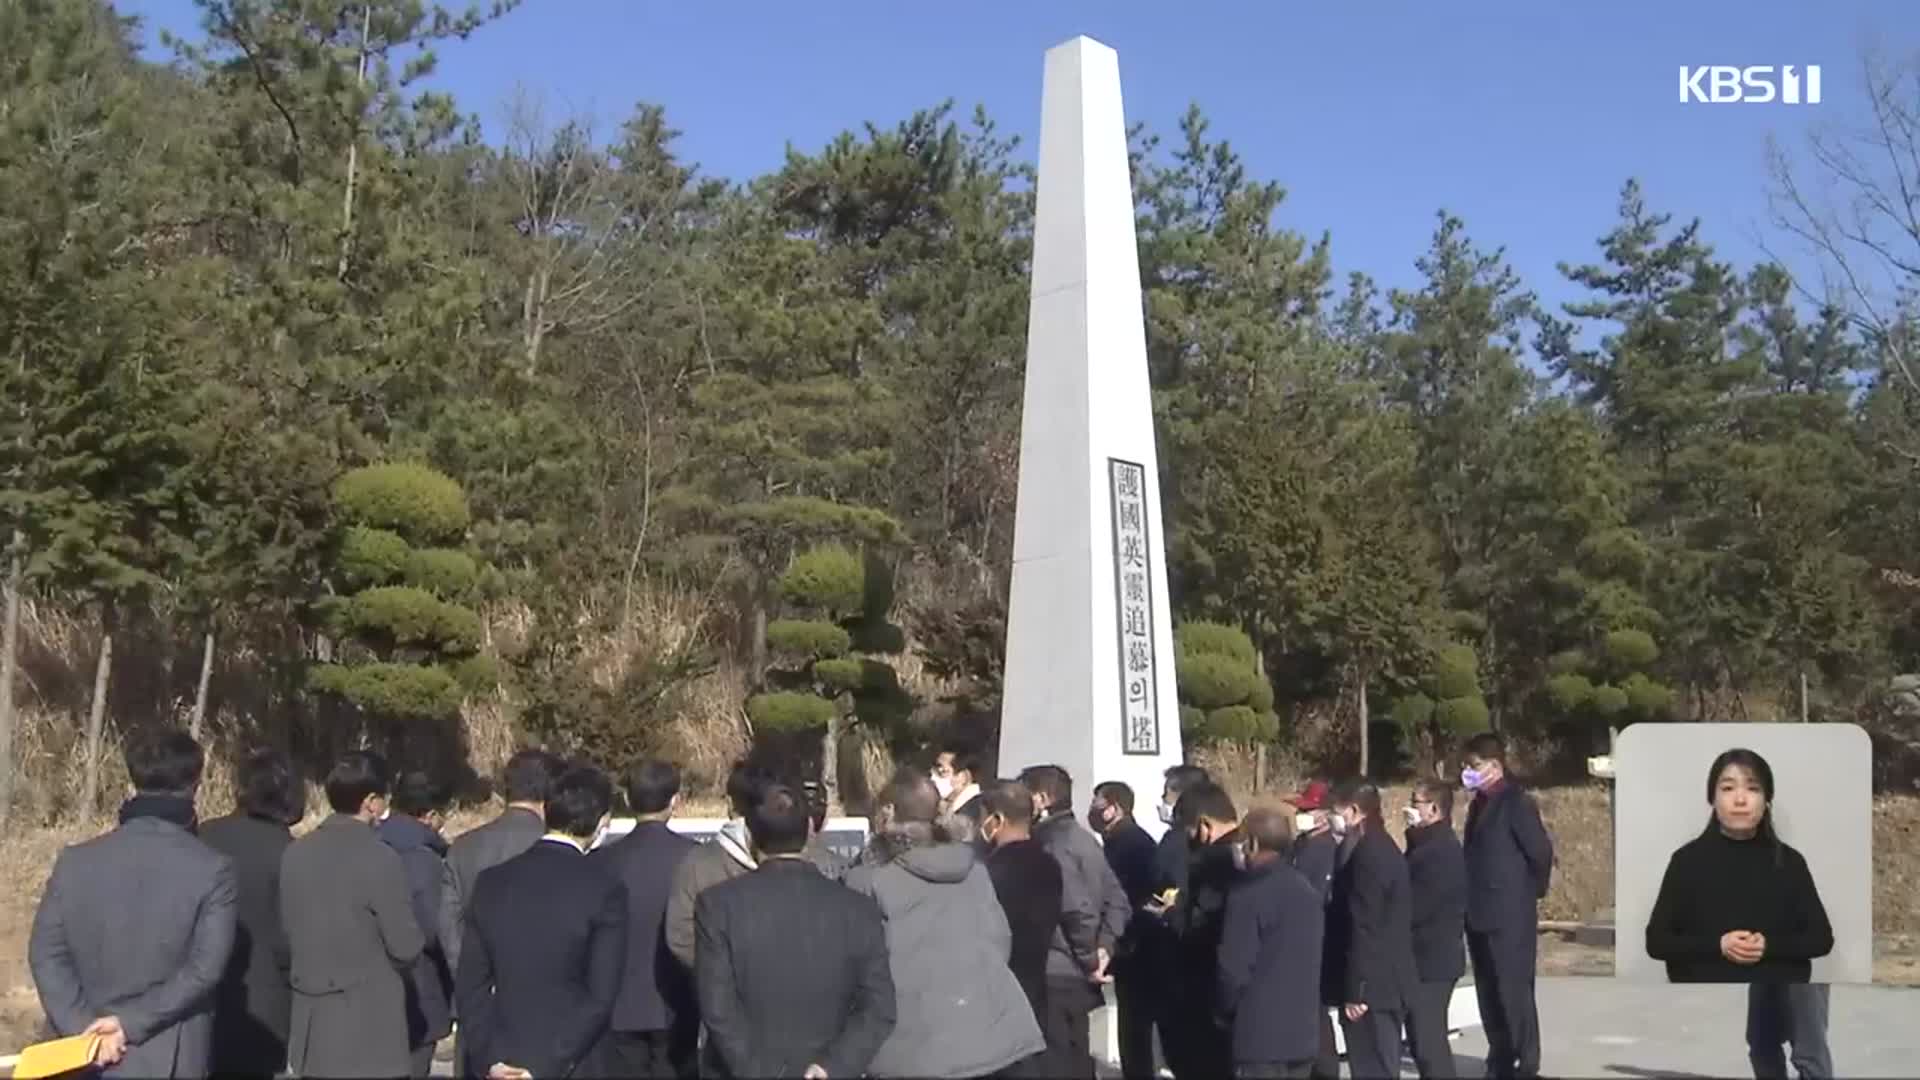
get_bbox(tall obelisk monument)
[998,36,1183,836]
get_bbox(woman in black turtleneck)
[1644,748,1833,984]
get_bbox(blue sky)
[124,0,1911,332]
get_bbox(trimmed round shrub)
[1435,696,1491,734]
[780,545,865,611]
[1591,684,1630,716]
[334,463,470,542]
[1246,676,1275,714]
[1547,649,1589,676]
[1390,693,1436,733]
[346,587,480,654]
[339,526,409,588]
[311,662,463,719]
[1605,629,1659,670]
[1546,673,1596,713]
[748,691,837,732]
[403,547,480,597]
[814,658,866,693]
[1206,705,1278,742]
[1425,644,1481,701]
[451,654,501,694]
[1178,652,1259,709]
[1180,705,1206,737]
[766,619,852,660]
[857,659,900,693]
[1176,622,1257,668]
[1622,672,1675,716]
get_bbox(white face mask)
[1156,801,1175,825]
[1328,813,1348,836]
[1402,805,1424,829]
[1295,812,1316,834]
[932,774,955,799]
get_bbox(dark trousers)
[1406,977,1459,1079]
[1040,976,1098,1080]
[1468,927,1540,1078]
[607,1025,700,1080]
[409,1043,435,1078]
[1747,983,1832,1080]
[1113,965,1158,1080]
[1308,1007,1340,1080]
[1341,1008,1406,1080]
[1236,1061,1314,1079]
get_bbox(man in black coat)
[200,748,302,1078]
[694,783,896,1079]
[441,749,565,1076]
[1460,733,1554,1080]
[378,771,455,1077]
[1327,782,1418,1080]
[592,758,699,1079]
[1216,808,1324,1080]
[1090,780,1159,1080]
[981,780,1065,1051]
[1403,779,1468,1080]
[456,765,630,1080]
[1285,780,1344,1080]
[1166,781,1242,1080]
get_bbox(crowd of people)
[19,724,1822,1079]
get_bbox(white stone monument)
[998,36,1184,837]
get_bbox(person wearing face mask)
[280,751,424,1079]
[1215,808,1324,1080]
[1283,779,1343,1080]
[1089,782,1158,1080]
[1163,782,1241,1080]
[980,779,1066,1067]
[1402,780,1467,1080]
[1459,732,1554,1080]
[932,747,985,821]
[456,764,631,1080]
[377,771,455,1077]
[1645,749,1832,1079]
[1016,764,1131,1080]
[1324,783,1417,1080]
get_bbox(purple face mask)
[1461,767,1486,790]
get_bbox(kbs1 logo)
[1679,65,1822,104]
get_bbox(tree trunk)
[750,600,768,692]
[821,705,844,813]
[0,539,22,824]
[189,627,215,743]
[1356,662,1371,778]
[1254,743,1268,793]
[82,625,113,815]
[336,3,372,281]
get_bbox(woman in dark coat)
[1645,748,1835,1077]
[199,748,303,1077]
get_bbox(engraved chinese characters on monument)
[1109,458,1158,754]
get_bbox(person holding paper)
[29,730,238,1077]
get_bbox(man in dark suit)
[981,780,1065,1055]
[441,748,563,1076]
[281,751,425,1078]
[378,771,455,1077]
[1403,778,1468,1080]
[1216,808,1324,1080]
[1327,782,1418,1080]
[1145,764,1209,1077]
[200,747,302,1077]
[1460,732,1554,1079]
[457,764,630,1080]
[1285,779,1345,1080]
[694,782,896,1079]
[30,731,237,1077]
[592,758,699,1079]
[1167,781,1242,1080]
[1091,780,1159,1080]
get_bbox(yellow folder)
[11,1032,101,1079]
